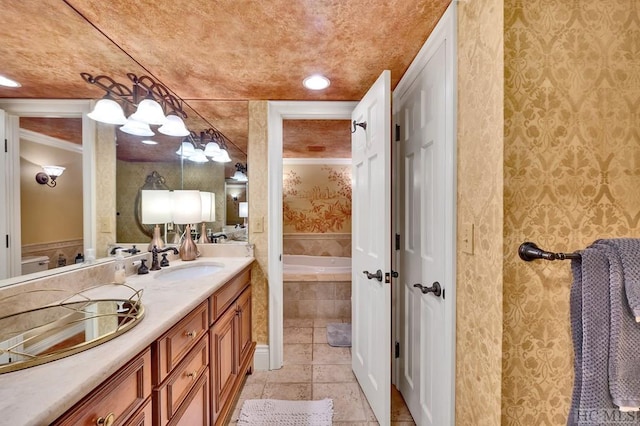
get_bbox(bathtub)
[282,255,352,275]
[283,255,352,319]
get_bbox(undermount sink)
[154,262,223,282]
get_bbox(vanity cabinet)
[52,348,152,426]
[51,263,254,426]
[210,267,255,425]
[153,301,210,425]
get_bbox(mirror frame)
[0,99,96,285]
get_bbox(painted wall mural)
[283,164,352,234]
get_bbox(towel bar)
[518,242,581,261]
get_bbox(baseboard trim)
[253,344,270,371]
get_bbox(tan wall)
[247,101,269,345]
[456,0,504,424]
[95,123,117,259]
[503,0,640,424]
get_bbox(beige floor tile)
[244,370,268,385]
[283,327,313,344]
[313,327,328,344]
[333,423,368,426]
[313,343,351,364]
[313,382,366,422]
[266,364,313,383]
[313,364,356,383]
[238,382,264,400]
[391,386,415,422]
[314,317,347,328]
[262,382,312,400]
[284,318,314,327]
[284,343,313,364]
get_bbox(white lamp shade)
[120,118,155,136]
[200,192,216,222]
[211,148,232,163]
[87,99,128,125]
[239,202,248,218]
[176,141,195,157]
[232,170,248,182]
[141,190,172,224]
[42,165,65,178]
[171,190,202,224]
[158,114,190,137]
[203,141,221,156]
[188,148,209,163]
[130,98,167,125]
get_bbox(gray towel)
[599,239,640,319]
[569,247,615,425]
[595,239,640,409]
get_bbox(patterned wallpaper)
[504,0,640,424]
[283,164,352,234]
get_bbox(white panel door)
[396,5,456,425]
[351,70,392,425]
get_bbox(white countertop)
[0,256,254,426]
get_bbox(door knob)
[363,269,383,282]
[413,281,442,297]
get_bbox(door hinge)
[4,139,7,153]
[5,234,8,248]
[443,288,446,300]
[395,233,400,250]
[395,341,400,358]
[395,124,400,142]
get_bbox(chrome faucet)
[150,245,179,271]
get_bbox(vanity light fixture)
[35,166,65,188]
[0,74,21,88]
[303,74,330,90]
[174,129,233,163]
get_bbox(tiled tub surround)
[284,276,351,320]
[283,233,351,257]
[0,254,254,426]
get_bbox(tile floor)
[229,318,415,425]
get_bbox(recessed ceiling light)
[141,139,158,145]
[303,74,330,90]
[0,75,21,88]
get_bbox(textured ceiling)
[0,0,450,163]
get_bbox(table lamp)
[199,192,216,244]
[171,190,202,261]
[239,201,248,228]
[141,190,172,251]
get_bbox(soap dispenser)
[114,249,126,284]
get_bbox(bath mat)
[238,398,333,425]
[327,322,351,347]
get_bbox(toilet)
[21,256,50,275]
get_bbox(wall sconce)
[35,166,65,188]
[232,162,248,182]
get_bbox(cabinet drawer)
[210,266,250,324]
[156,301,208,383]
[125,399,153,426]
[53,348,152,426]
[168,369,210,426]
[157,336,209,425]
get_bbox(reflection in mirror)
[20,118,84,274]
[225,181,248,227]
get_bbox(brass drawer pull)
[96,412,115,426]
[185,370,197,380]
[185,330,197,338]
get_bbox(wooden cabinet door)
[211,305,238,419]
[237,287,252,367]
